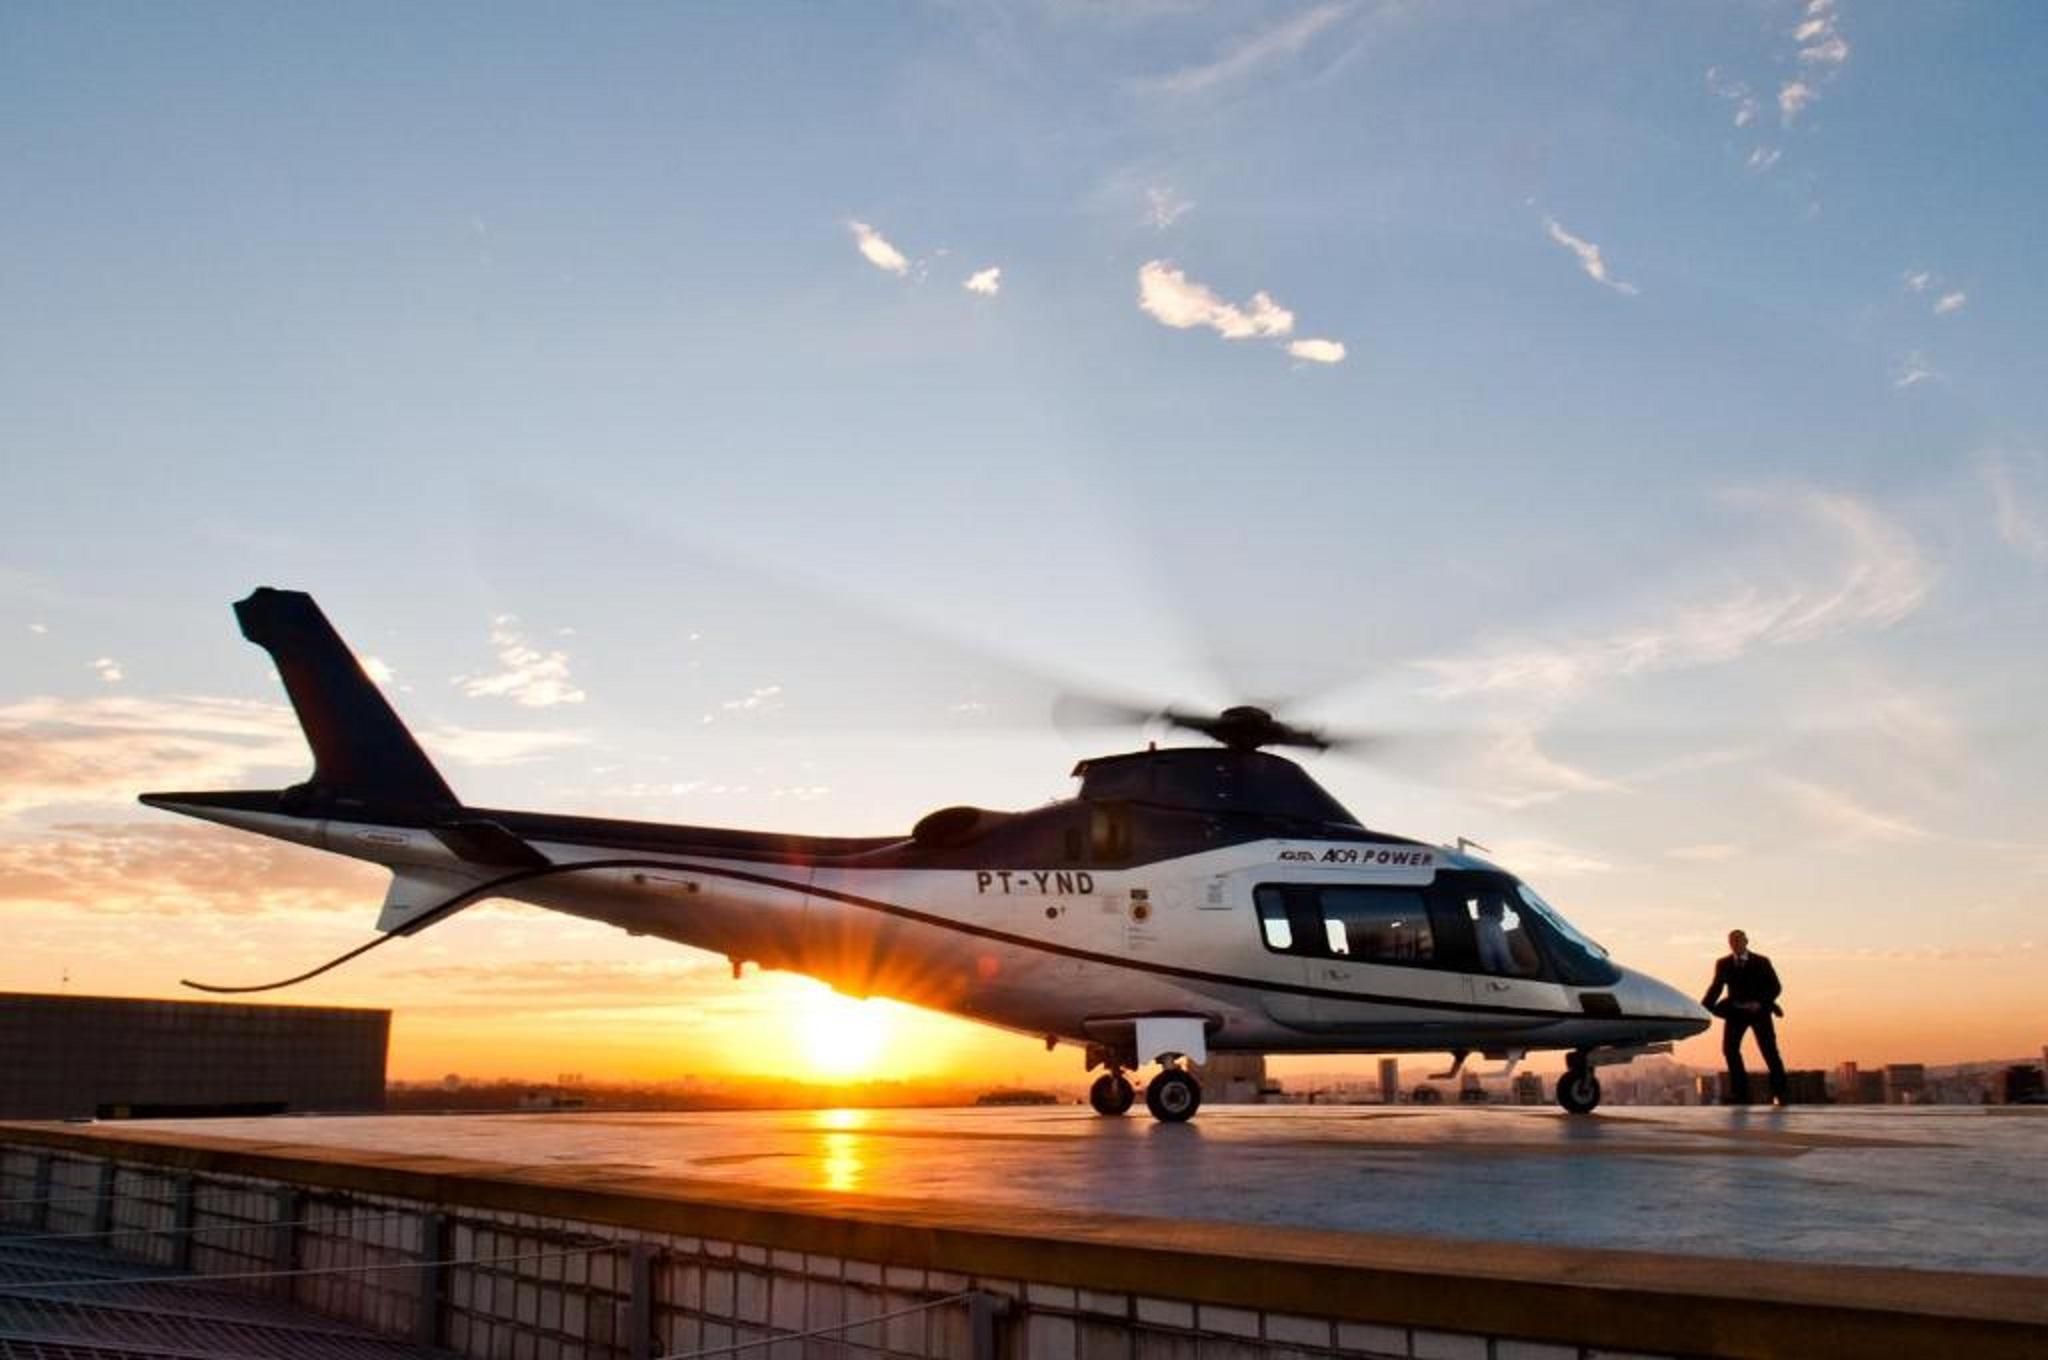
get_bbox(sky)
[3,1,2045,1087]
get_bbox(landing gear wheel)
[1089,1072,1135,1116]
[1144,1069,1202,1123]
[1556,1058,1601,1115]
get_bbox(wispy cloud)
[1485,839,1615,876]
[0,693,585,819]
[963,266,1002,296]
[427,726,585,766]
[1799,33,1848,66]
[1705,68,1761,128]
[701,684,784,725]
[457,615,585,708]
[390,958,728,998]
[1709,3,1844,151]
[1137,260,1295,339]
[1983,455,2048,563]
[1667,842,1743,863]
[1789,941,2039,964]
[89,657,122,684]
[1470,728,1625,809]
[0,695,306,817]
[1418,488,1929,701]
[1778,80,1817,125]
[1771,775,1930,843]
[1901,270,1967,317]
[1135,3,1350,97]
[1146,186,1193,229]
[1543,218,1638,296]
[0,821,381,917]
[1894,352,1936,388]
[1795,0,1850,66]
[847,220,910,276]
[1286,338,1346,365]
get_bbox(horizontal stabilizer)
[378,866,484,935]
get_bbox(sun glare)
[798,986,890,1079]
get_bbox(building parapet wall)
[2,1123,2041,1360]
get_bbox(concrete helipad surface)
[73,1104,2047,1277]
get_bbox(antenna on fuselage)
[1449,836,1490,856]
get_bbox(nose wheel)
[1144,1068,1202,1123]
[1556,1051,1601,1115]
[1088,1071,1135,1116]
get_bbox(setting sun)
[797,985,892,1079]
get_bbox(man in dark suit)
[1701,929,1787,1105]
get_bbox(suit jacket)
[1702,952,1782,1014]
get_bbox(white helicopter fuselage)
[147,588,1712,1119]
[166,801,1707,1069]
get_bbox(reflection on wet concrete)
[118,1105,2046,1274]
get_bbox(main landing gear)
[1084,1020,1210,1122]
[1087,1066,1203,1122]
[1556,1050,1601,1115]
[1088,1071,1135,1116]
[1144,1068,1202,1123]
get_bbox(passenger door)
[1437,875,1571,1019]
[1307,885,1471,1031]
[1250,884,1318,1028]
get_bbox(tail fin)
[236,587,457,810]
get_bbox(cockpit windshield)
[1512,882,1619,986]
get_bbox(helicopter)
[143,588,1711,1121]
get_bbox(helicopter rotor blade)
[468,488,1164,741]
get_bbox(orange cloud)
[0,821,381,917]
[0,693,585,819]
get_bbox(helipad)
[72,1103,2048,1275]
[5,1106,2045,1360]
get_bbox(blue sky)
[3,2,2044,1080]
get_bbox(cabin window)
[1445,883,1542,977]
[1255,889,1293,950]
[1320,887,1434,964]
[1089,806,1131,863]
[1254,884,1439,968]
[1514,883,1621,986]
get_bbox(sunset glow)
[796,986,893,1080]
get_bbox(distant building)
[1512,1072,1544,1105]
[1199,1053,1269,1104]
[1695,1073,1722,1106]
[1999,1066,2045,1105]
[1884,1064,1928,1105]
[972,1089,1059,1106]
[1833,1062,1885,1104]
[517,1088,589,1111]
[1409,1084,1444,1104]
[1378,1057,1400,1105]
[1782,1070,1829,1105]
[1458,1071,1487,1103]
[0,992,387,1120]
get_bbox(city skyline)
[4,3,2046,1087]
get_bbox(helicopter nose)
[1616,968,1712,1032]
